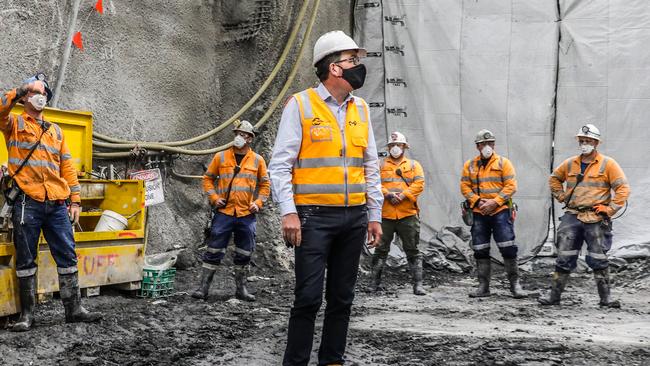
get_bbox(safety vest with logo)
[460,152,517,214]
[0,89,81,203]
[203,147,271,217]
[380,157,424,220]
[549,152,630,223]
[291,88,369,206]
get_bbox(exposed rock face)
[0,0,352,263]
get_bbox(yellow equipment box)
[0,106,147,318]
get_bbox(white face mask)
[480,145,493,159]
[233,135,247,149]
[28,94,47,111]
[389,145,403,159]
[579,143,595,155]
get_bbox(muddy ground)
[1,257,649,366]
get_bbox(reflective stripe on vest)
[292,88,368,206]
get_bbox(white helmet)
[312,30,367,66]
[233,120,255,137]
[575,124,601,141]
[386,131,409,148]
[474,129,496,144]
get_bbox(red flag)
[72,31,84,50]
[95,0,103,14]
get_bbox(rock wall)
[0,0,352,266]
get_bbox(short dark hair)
[315,51,342,82]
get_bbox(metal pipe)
[51,0,83,108]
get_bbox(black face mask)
[340,64,366,90]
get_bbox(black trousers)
[283,205,368,366]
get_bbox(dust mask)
[481,145,493,159]
[28,94,47,111]
[579,143,595,155]
[389,145,403,159]
[233,135,247,149]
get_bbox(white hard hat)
[233,120,255,137]
[575,124,601,141]
[312,30,367,66]
[474,129,496,144]
[386,131,409,148]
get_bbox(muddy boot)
[469,258,491,298]
[58,272,103,323]
[503,258,527,299]
[594,268,621,308]
[234,265,255,302]
[370,255,385,292]
[11,275,36,332]
[538,271,570,306]
[408,257,426,296]
[191,266,216,300]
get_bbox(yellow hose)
[93,0,311,148]
[94,0,320,159]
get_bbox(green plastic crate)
[138,268,176,298]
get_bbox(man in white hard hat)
[193,120,270,302]
[371,131,426,295]
[268,30,382,366]
[460,129,526,299]
[539,124,629,307]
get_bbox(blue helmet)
[23,73,53,102]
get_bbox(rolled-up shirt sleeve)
[268,97,302,216]
[362,108,384,222]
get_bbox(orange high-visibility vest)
[460,152,517,214]
[549,152,630,223]
[292,88,369,206]
[203,147,270,217]
[380,157,424,220]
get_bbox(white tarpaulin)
[554,0,650,258]
[355,0,558,261]
[355,0,647,261]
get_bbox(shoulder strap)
[10,121,49,180]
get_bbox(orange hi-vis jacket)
[460,152,517,214]
[549,152,630,223]
[203,147,270,217]
[291,88,369,206]
[380,157,424,220]
[0,89,81,203]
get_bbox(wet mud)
[1,258,649,365]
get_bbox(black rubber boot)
[370,255,385,292]
[58,272,103,323]
[594,268,621,308]
[191,266,216,300]
[538,271,570,305]
[469,258,491,298]
[11,275,36,332]
[503,258,527,299]
[408,257,426,296]
[234,265,255,302]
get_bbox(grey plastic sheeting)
[554,0,650,258]
[355,0,559,261]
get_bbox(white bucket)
[94,210,128,232]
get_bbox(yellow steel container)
[0,106,147,317]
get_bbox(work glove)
[593,204,614,217]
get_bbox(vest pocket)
[309,125,333,142]
[351,136,367,148]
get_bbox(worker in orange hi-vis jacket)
[0,74,102,332]
[539,124,630,308]
[371,131,426,295]
[460,129,527,299]
[192,120,270,302]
